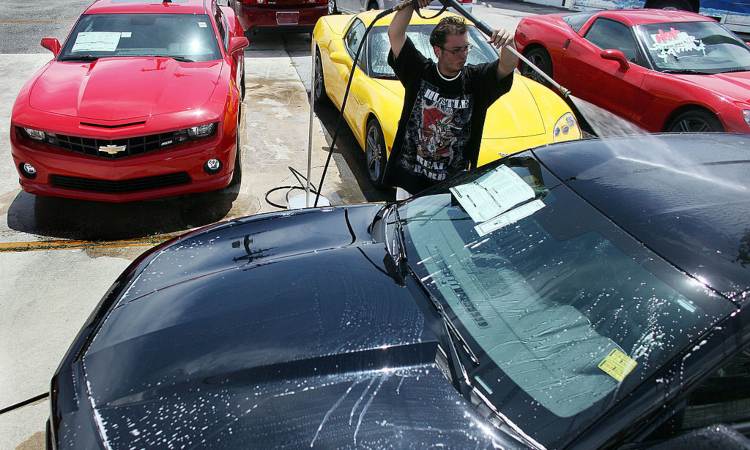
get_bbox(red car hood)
[675,70,750,103]
[29,57,223,121]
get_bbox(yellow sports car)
[312,11,581,186]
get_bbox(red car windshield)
[636,21,750,74]
[59,14,222,62]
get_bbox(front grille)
[50,172,191,193]
[18,125,216,159]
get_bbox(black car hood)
[55,205,514,449]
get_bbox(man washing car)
[386,0,518,200]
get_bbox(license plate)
[276,11,299,25]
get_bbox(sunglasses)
[440,43,472,55]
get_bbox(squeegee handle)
[433,0,571,97]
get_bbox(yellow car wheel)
[365,119,387,188]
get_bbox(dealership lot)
[0,1,550,447]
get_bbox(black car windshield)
[398,154,733,448]
[636,21,750,73]
[59,14,221,62]
[368,24,498,78]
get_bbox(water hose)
[433,0,571,98]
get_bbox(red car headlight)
[23,127,46,141]
[743,110,750,127]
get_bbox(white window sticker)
[120,32,132,38]
[198,22,208,28]
[72,32,121,52]
[474,199,545,237]
[450,165,536,223]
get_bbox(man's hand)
[487,28,513,49]
[489,28,518,79]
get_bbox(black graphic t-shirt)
[386,37,513,194]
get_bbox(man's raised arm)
[388,0,430,58]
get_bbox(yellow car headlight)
[553,112,579,142]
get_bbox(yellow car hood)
[373,74,546,138]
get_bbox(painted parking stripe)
[0,234,182,253]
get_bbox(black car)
[49,134,750,449]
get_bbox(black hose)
[313,6,398,207]
[264,166,321,209]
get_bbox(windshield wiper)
[661,68,713,74]
[150,55,195,62]
[59,55,99,62]
[382,204,408,284]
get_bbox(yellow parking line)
[0,234,181,253]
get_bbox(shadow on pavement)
[6,186,240,241]
[314,97,393,203]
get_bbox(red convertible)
[10,0,248,202]
[515,9,750,133]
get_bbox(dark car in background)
[48,134,750,448]
[229,0,328,33]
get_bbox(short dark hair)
[430,16,468,48]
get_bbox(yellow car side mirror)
[329,51,352,68]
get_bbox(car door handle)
[563,39,571,50]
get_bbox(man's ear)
[433,45,441,59]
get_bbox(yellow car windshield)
[368,25,498,78]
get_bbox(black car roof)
[534,133,750,302]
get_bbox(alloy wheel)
[366,122,385,186]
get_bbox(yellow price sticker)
[598,348,637,382]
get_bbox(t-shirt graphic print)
[402,81,473,182]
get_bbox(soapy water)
[567,95,748,193]
[567,95,648,138]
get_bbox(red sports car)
[10,0,248,202]
[515,9,750,133]
[229,0,328,34]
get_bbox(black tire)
[240,67,246,101]
[365,119,387,188]
[327,0,338,14]
[667,109,724,133]
[367,1,378,10]
[313,49,328,105]
[521,47,553,86]
[230,116,242,186]
[646,0,695,12]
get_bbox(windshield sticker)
[450,165,536,224]
[198,22,208,28]
[598,348,637,382]
[72,32,121,52]
[647,27,706,62]
[120,32,132,38]
[474,199,545,237]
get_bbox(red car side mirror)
[229,36,249,55]
[41,37,61,56]
[600,49,630,71]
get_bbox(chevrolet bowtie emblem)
[99,144,127,155]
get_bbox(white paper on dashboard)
[72,32,121,52]
[474,199,545,237]
[449,165,536,223]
